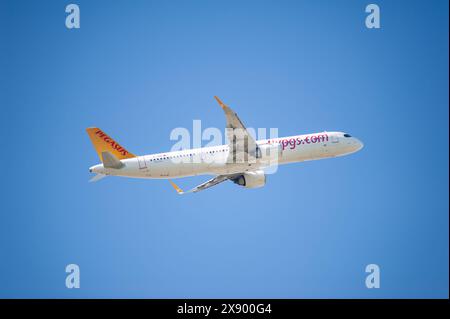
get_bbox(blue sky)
[1,0,448,298]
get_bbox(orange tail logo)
[86,127,136,161]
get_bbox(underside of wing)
[214,96,260,163]
[169,174,238,194]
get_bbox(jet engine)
[232,170,266,188]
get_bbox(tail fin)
[86,127,136,162]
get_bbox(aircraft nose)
[355,138,364,151]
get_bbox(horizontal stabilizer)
[101,151,124,169]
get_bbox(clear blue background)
[1,0,448,298]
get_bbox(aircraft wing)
[214,96,259,163]
[169,174,237,194]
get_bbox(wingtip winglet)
[169,180,184,194]
[214,96,226,109]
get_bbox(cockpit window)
[343,133,352,138]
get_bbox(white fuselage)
[89,131,363,179]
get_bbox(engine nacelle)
[232,170,266,189]
[256,143,283,165]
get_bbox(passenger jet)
[87,97,363,193]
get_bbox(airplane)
[87,96,363,194]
